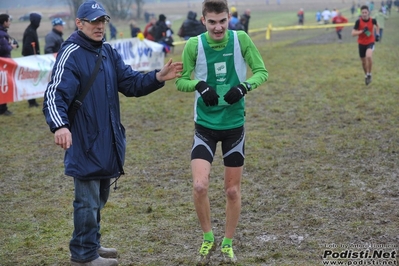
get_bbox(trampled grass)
[1,7,399,266]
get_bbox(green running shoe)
[221,244,237,264]
[197,240,216,266]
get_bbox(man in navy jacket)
[0,13,18,116]
[43,1,182,265]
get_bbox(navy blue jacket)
[0,25,12,58]
[43,31,164,180]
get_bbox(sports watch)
[243,82,252,91]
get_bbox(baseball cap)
[77,0,110,21]
[52,18,65,26]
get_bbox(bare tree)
[101,0,135,20]
[60,0,83,29]
[64,0,84,19]
[63,0,145,21]
[135,0,145,19]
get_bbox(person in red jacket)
[332,12,348,41]
[351,5,379,85]
[143,16,156,41]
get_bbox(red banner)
[0,58,18,105]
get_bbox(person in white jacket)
[321,8,332,24]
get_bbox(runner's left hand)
[224,84,247,104]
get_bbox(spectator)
[386,0,392,14]
[165,20,174,42]
[394,0,399,12]
[144,11,151,23]
[0,13,17,116]
[241,9,251,33]
[22,12,41,108]
[160,20,174,54]
[316,10,322,23]
[369,1,375,13]
[129,20,141,38]
[44,18,65,54]
[351,2,356,18]
[43,1,183,265]
[235,15,247,31]
[153,14,168,42]
[143,16,157,41]
[109,22,117,40]
[297,8,304,25]
[373,8,388,41]
[228,11,239,29]
[331,8,338,18]
[321,8,332,24]
[180,11,206,40]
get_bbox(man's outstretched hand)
[156,58,183,82]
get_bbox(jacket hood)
[30,13,42,28]
[0,25,7,32]
[187,11,197,20]
[65,31,103,52]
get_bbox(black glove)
[224,84,247,105]
[375,34,380,42]
[195,81,219,106]
[362,26,369,33]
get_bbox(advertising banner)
[0,38,165,104]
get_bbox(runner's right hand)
[195,81,219,106]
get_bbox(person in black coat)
[181,11,206,40]
[129,20,141,37]
[153,14,169,42]
[22,12,41,108]
[242,9,251,33]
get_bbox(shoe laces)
[221,244,235,258]
[199,240,214,255]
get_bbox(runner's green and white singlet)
[194,30,247,130]
[175,30,268,131]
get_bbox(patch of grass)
[2,4,399,266]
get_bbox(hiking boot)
[197,240,216,266]
[221,244,237,264]
[70,256,118,266]
[0,110,12,116]
[98,246,117,258]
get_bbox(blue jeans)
[70,178,111,262]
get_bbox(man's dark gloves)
[362,26,369,33]
[224,84,247,105]
[195,81,219,106]
[375,34,380,42]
